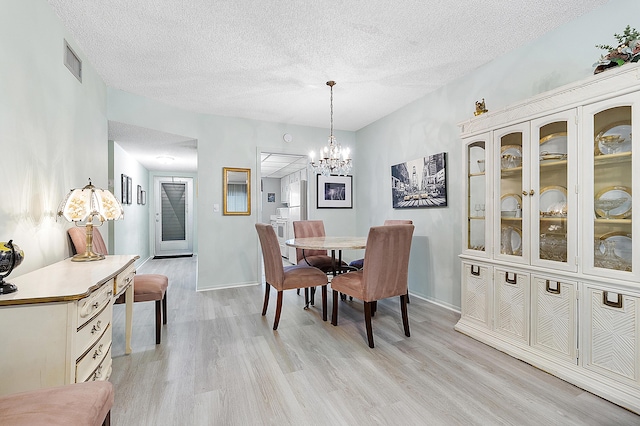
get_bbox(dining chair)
[256,223,329,328]
[292,220,351,273]
[67,227,169,344]
[348,219,413,304]
[292,220,352,305]
[331,224,414,348]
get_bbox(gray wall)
[261,178,283,223]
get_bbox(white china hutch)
[456,64,640,413]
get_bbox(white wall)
[354,0,640,310]
[107,88,357,290]
[111,141,151,264]
[0,0,107,276]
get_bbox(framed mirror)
[223,167,251,215]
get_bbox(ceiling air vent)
[63,39,82,82]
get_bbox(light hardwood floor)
[110,256,639,425]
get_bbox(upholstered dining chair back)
[383,219,413,226]
[362,224,414,301]
[255,222,285,289]
[68,225,108,255]
[292,220,327,263]
[348,220,412,270]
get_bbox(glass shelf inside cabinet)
[538,121,569,264]
[592,106,632,272]
[468,142,486,252]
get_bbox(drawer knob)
[92,344,104,359]
[92,302,100,309]
[91,321,102,334]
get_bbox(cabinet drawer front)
[84,347,112,383]
[75,303,112,358]
[494,269,530,343]
[461,262,491,327]
[77,281,113,327]
[584,287,639,383]
[76,326,112,383]
[114,264,135,297]
[531,277,577,363]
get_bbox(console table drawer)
[76,331,111,383]
[75,303,112,357]
[77,281,113,327]
[84,346,112,383]
[114,264,135,297]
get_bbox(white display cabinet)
[456,64,640,413]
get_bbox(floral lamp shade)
[57,179,123,261]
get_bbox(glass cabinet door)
[530,111,578,272]
[583,98,636,277]
[495,124,529,263]
[464,135,490,256]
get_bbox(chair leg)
[162,293,167,325]
[273,290,283,330]
[304,288,309,308]
[371,300,377,317]
[310,286,316,305]
[262,283,270,316]
[155,300,162,344]
[331,290,339,326]
[400,294,410,337]
[364,301,375,348]
[321,285,327,321]
[406,291,410,304]
[103,410,111,426]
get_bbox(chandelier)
[309,81,352,176]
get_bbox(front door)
[154,176,193,257]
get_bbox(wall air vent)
[63,39,82,82]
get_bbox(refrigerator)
[287,180,307,262]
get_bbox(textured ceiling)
[48,0,608,173]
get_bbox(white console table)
[0,255,138,396]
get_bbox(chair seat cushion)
[282,264,328,290]
[0,381,113,426]
[133,274,168,302]
[298,255,348,274]
[330,270,365,300]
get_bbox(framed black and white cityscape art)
[391,152,447,208]
[317,174,352,208]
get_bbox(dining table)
[285,236,367,320]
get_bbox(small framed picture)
[127,176,133,205]
[317,174,352,209]
[121,174,129,204]
[267,192,275,203]
[141,190,146,205]
[137,185,143,204]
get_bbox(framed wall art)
[141,190,146,205]
[137,185,143,204]
[121,174,130,204]
[317,174,352,208]
[391,152,447,209]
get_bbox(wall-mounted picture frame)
[127,176,133,205]
[267,192,275,203]
[121,174,129,204]
[317,174,352,209]
[137,185,143,204]
[391,152,447,208]
[141,190,146,205]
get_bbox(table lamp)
[57,178,124,261]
